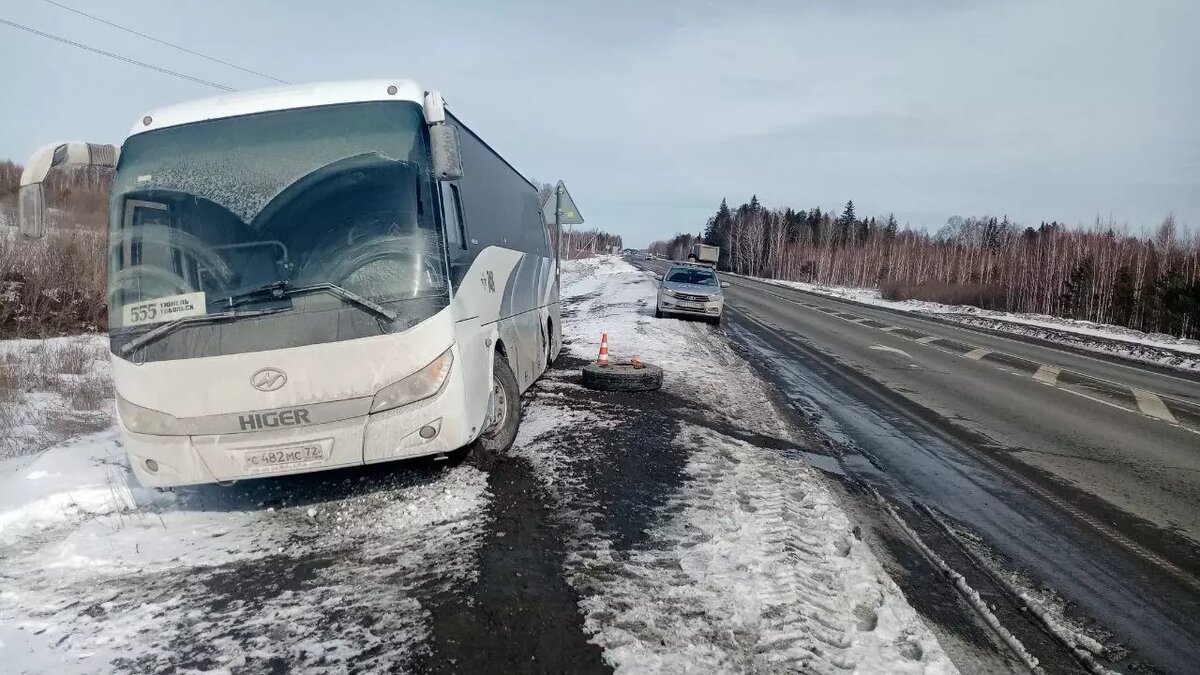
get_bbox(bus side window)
[440,183,467,250]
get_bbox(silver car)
[655,263,729,324]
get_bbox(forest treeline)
[649,197,1200,339]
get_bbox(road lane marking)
[712,271,1200,434]
[727,301,1200,440]
[1033,365,1060,385]
[869,344,912,358]
[720,270,1200,392]
[1133,389,1178,423]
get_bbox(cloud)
[1,0,1197,246]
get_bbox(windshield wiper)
[118,307,291,357]
[219,281,399,323]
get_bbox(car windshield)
[666,268,718,286]
[107,101,448,362]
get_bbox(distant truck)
[690,244,719,267]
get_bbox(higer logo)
[250,367,287,392]
[238,408,312,431]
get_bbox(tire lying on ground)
[581,362,663,392]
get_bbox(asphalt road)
[636,258,1200,673]
[728,273,1200,542]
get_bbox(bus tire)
[581,362,663,392]
[470,354,521,467]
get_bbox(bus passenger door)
[440,183,471,287]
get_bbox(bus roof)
[129,79,426,137]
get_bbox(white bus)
[18,80,562,487]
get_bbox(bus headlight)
[370,348,454,414]
[116,394,181,435]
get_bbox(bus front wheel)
[467,354,520,467]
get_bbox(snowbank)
[0,431,166,545]
[1,427,489,673]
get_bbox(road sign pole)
[555,185,563,287]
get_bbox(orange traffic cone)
[597,333,610,366]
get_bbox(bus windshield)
[108,101,449,362]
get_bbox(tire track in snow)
[558,426,952,674]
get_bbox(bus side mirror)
[430,125,463,181]
[720,281,730,288]
[18,183,47,239]
[17,142,119,239]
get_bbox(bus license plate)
[241,441,329,473]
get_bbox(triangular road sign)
[542,180,584,225]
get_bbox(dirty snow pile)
[515,256,958,674]
[748,275,1200,372]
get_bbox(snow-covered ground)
[0,335,112,467]
[746,276,1200,372]
[1,434,489,673]
[0,342,490,672]
[516,256,958,674]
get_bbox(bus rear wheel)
[467,354,520,468]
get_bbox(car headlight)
[370,348,454,414]
[117,394,181,435]
[662,288,678,297]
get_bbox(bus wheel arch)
[468,343,520,469]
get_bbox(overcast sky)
[2,0,1198,246]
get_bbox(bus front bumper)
[122,364,478,488]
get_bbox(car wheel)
[467,354,521,468]
[655,308,664,319]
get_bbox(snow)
[1,429,490,673]
[0,334,113,463]
[0,431,158,545]
[945,518,1121,672]
[746,275,1200,371]
[515,255,959,674]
